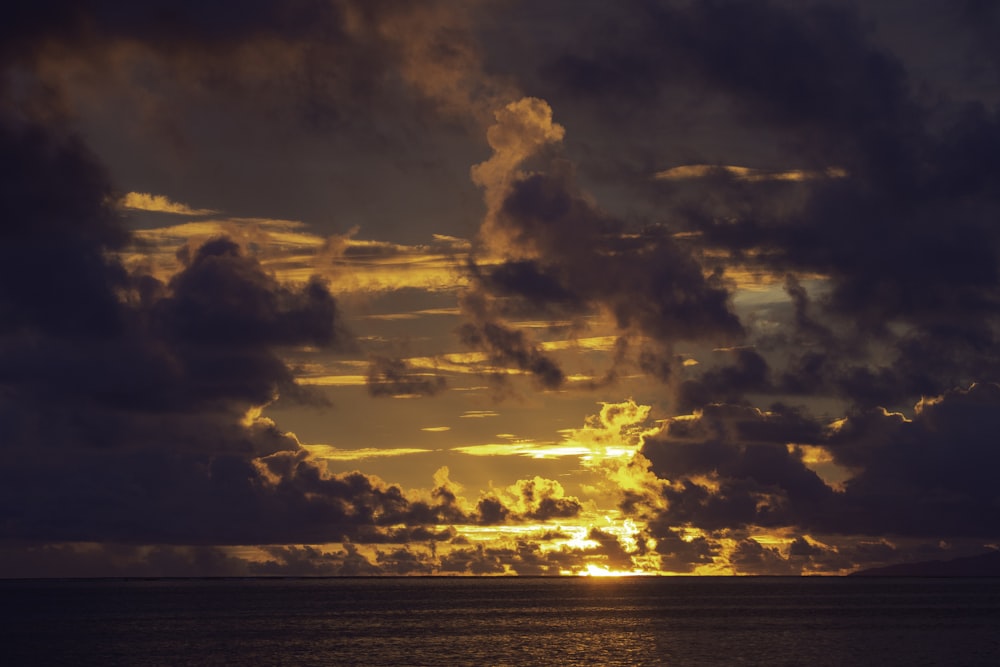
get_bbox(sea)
[3,577,1000,666]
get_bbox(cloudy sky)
[2,0,1000,577]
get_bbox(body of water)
[4,577,1000,665]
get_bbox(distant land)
[850,550,1000,577]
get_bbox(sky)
[2,0,1000,577]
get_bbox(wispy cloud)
[654,165,847,182]
[120,192,217,215]
[297,375,368,387]
[302,444,432,461]
[459,410,499,419]
[126,219,467,293]
[452,442,587,458]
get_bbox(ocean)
[4,577,1000,666]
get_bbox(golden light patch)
[302,444,431,461]
[120,192,217,215]
[915,393,945,413]
[459,410,499,418]
[421,426,451,432]
[558,399,660,463]
[321,254,466,294]
[405,354,489,375]
[555,525,602,551]
[540,335,620,352]
[297,375,368,387]
[787,444,852,490]
[414,307,462,316]
[788,444,834,464]
[686,474,721,493]
[362,313,421,321]
[826,416,849,433]
[654,164,847,182]
[452,442,580,458]
[747,532,793,548]
[510,319,576,329]
[450,442,515,456]
[431,234,471,248]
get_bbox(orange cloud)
[470,97,566,258]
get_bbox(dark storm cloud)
[643,523,718,574]
[676,347,771,411]
[684,3,1000,405]
[475,496,511,525]
[729,538,801,575]
[463,100,744,386]
[584,527,637,571]
[540,0,916,155]
[437,535,640,575]
[475,259,583,311]
[375,547,436,575]
[500,541,565,576]
[482,175,743,347]
[7,533,843,577]
[162,238,340,348]
[0,543,253,578]
[514,0,1000,413]
[253,545,363,576]
[819,328,998,409]
[825,382,1000,538]
[437,544,506,574]
[457,319,565,389]
[0,119,128,338]
[256,543,406,576]
[0,112,472,548]
[641,404,836,532]
[639,384,1000,540]
[494,172,742,343]
[781,274,834,344]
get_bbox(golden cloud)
[120,192,217,215]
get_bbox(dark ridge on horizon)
[850,550,1000,577]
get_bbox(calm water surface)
[4,577,1000,666]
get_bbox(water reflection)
[5,577,1000,666]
